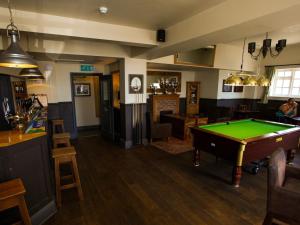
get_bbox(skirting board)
[31,200,57,225]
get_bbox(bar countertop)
[0,130,46,147]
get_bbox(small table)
[191,119,300,187]
[160,114,208,140]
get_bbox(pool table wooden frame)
[191,119,300,187]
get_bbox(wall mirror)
[174,46,216,67]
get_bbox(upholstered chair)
[146,112,172,143]
[263,148,300,225]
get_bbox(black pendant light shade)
[26,75,45,80]
[0,29,38,68]
[19,68,43,77]
[20,68,44,80]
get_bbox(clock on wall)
[129,74,144,94]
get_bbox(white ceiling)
[0,0,225,30]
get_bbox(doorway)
[71,73,102,137]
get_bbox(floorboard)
[45,134,299,225]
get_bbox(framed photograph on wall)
[222,80,232,92]
[129,74,144,94]
[74,83,91,96]
[234,86,244,92]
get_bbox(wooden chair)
[263,148,300,225]
[52,119,65,134]
[52,133,71,148]
[52,147,84,208]
[0,179,32,225]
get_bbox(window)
[270,67,300,97]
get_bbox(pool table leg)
[233,143,246,187]
[232,166,242,187]
[193,148,200,166]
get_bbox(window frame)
[269,66,300,98]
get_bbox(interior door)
[100,75,114,140]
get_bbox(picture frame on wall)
[129,74,144,94]
[234,86,244,92]
[222,80,232,92]
[74,83,91,96]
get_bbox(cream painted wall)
[26,61,105,103]
[120,58,147,104]
[74,76,100,127]
[194,69,219,99]
[214,44,257,71]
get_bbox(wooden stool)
[52,119,65,134]
[52,147,83,208]
[0,179,32,225]
[52,133,71,148]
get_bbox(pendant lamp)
[0,0,38,68]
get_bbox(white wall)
[74,76,100,127]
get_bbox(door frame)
[70,72,102,137]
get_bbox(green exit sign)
[80,64,95,72]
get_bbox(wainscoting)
[48,102,77,139]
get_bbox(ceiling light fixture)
[98,6,108,14]
[225,38,270,87]
[0,0,38,68]
[19,68,44,78]
[248,32,287,59]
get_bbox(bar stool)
[53,133,71,148]
[0,179,32,225]
[52,147,84,208]
[52,119,65,134]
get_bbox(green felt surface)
[199,119,292,140]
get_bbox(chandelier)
[0,0,38,68]
[248,32,286,60]
[225,38,269,87]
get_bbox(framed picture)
[234,86,244,92]
[222,80,232,92]
[129,74,144,94]
[74,83,91,96]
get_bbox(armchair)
[263,148,300,225]
[146,112,172,143]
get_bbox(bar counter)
[0,128,56,225]
[0,130,46,147]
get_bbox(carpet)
[151,137,193,155]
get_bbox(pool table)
[191,119,300,187]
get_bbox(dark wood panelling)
[120,103,147,149]
[48,102,77,139]
[0,135,56,225]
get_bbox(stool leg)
[18,196,32,225]
[54,159,62,208]
[71,155,84,201]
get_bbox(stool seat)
[52,147,76,158]
[0,179,25,201]
[52,133,71,148]
[52,132,70,139]
[0,179,32,225]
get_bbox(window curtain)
[261,66,275,104]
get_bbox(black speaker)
[157,29,166,42]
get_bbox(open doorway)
[71,73,102,137]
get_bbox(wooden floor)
[44,134,295,225]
